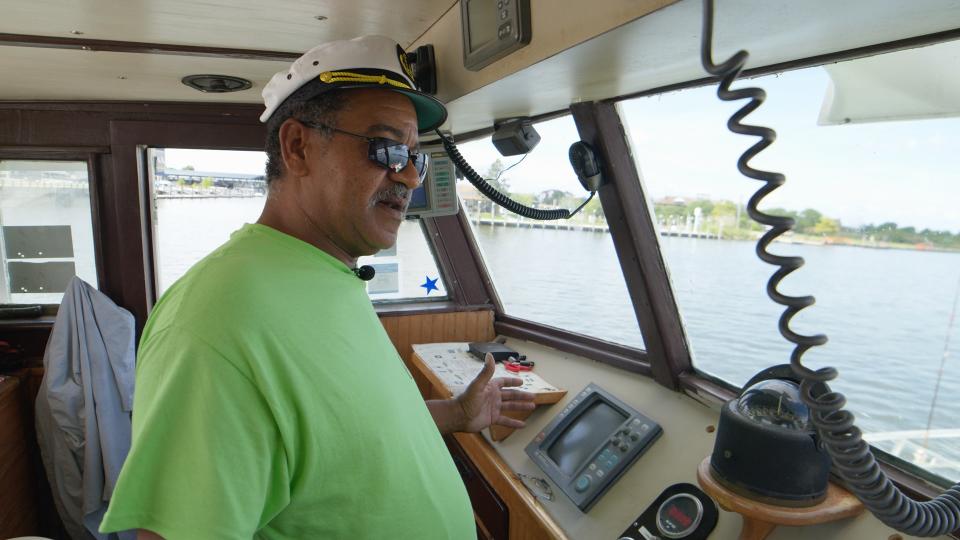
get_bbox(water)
[153,197,268,293]
[473,225,960,481]
[154,199,960,481]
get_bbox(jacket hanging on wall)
[35,277,135,540]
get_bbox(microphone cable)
[700,0,960,535]
[434,130,593,220]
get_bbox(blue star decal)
[420,276,440,294]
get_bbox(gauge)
[655,493,703,538]
[617,483,718,540]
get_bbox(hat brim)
[280,78,447,134]
[391,89,447,134]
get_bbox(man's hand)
[455,353,536,433]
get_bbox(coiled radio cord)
[700,0,960,535]
[434,129,593,220]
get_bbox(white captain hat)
[260,35,447,133]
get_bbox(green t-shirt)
[100,224,474,539]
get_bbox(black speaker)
[491,118,540,156]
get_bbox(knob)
[575,475,591,492]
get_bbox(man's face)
[296,89,421,258]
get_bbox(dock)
[470,217,718,239]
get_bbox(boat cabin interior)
[1,0,959,538]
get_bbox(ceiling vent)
[181,74,252,93]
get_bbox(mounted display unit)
[461,0,532,71]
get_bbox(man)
[100,35,535,539]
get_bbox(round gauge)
[655,493,703,538]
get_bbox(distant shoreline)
[156,193,264,200]
[470,216,960,254]
[152,197,958,254]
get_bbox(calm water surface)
[474,225,960,481]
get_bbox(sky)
[164,65,960,234]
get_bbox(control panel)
[525,383,662,512]
[617,483,718,540]
[461,0,532,71]
[405,145,458,219]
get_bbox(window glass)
[0,160,97,304]
[148,148,446,302]
[357,222,448,302]
[455,116,645,349]
[619,42,959,481]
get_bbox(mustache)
[371,183,411,205]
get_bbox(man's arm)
[426,398,467,434]
[426,354,536,434]
[138,530,163,540]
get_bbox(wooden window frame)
[106,120,267,330]
[0,147,108,307]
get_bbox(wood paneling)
[381,309,495,366]
[454,431,569,540]
[382,309,494,401]
[446,436,509,539]
[0,376,36,538]
[379,309,495,399]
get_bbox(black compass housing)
[709,366,832,507]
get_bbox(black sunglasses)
[297,119,428,181]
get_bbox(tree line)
[655,197,960,249]
[477,160,959,249]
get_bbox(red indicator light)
[667,505,693,528]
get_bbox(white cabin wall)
[418,0,960,135]
[410,0,677,105]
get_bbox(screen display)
[467,0,496,52]
[657,494,701,535]
[408,183,429,211]
[547,400,628,476]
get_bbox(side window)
[454,115,646,349]
[147,148,446,302]
[619,41,959,482]
[148,148,267,296]
[0,160,98,305]
[357,221,449,302]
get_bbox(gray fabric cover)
[35,277,136,540]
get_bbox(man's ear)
[278,118,311,178]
